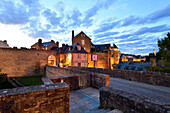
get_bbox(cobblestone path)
[70,87,122,113]
[110,77,170,105]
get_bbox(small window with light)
[82,39,85,45]
[77,46,81,51]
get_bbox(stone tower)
[72,30,91,53]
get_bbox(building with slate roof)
[31,39,59,50]
[57,42,88,67]
[30,30,121,68]
[71,30,121,68]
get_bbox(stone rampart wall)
[100,86,170,113]
[69,66,170,87]
[45,65,109,89]
[0,48,57,77]
[0,83,69,113]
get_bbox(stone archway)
[48,55,56,65]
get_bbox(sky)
[0,0,170,55]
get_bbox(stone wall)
[0,48,57,77]
[88,53,109,68]
[100,86,170,113]
[45,65,109,89]
[50,75,91,90]
[68,67,170,87]
[0,82,69,113]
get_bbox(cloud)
[68,8,82,27]
[82,0,118,28]
[95,31,119,38]
[94,4,170,34]
[42,9,62,26]
[93,21,120,34]
[55,1,65,12]
[0,0,41,25]
[137,4,170,24]
[0,1,29,24]
[134,24,170,35]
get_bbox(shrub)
[63,62,69,67]
[112,64,117,69]
[61,59,66,63]
[0,73,7,84]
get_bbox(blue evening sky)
[0,0,170,55]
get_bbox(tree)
[157,32,170,67]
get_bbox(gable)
[73,31,91,40]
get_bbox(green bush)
[144,66,170,73]
[0,73,7,84]
[63,62,69,67]
[61,59,66,63]
[112,64,117,69]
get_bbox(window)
[81,34,85,37]
[78,63,81,67]
[48,55,56,65]
[78,54,81,59]
[77,46,81,51]
[82,39,85,45]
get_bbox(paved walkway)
[70,87,122,113]
[110,77,170,105]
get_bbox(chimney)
[38,39,42,44]
[113,44,114,48]
[4,40,7,44]
[51,40,55,43]
[56,41,59,47]
[62,43,65,48]
[72,30,74,39]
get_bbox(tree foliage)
[157,32,170,67]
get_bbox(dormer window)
[82,39,85,45]
[81,34,85,37]
[77,46,81,51]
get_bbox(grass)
[0,78,15,89]
[14,75,43,86]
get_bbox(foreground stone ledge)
[100,86,170,113]
[0,83,69,113]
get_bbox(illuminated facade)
[120,54,146,62]
[57,43,88,67]
[72,30,120,69]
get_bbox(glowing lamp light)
[68,54,72,60]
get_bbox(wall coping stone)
[42,77,54,85]
[100,86,170,112]
[0,82,68,97]
[47,65,109,77]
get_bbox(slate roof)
[50,47,59,51]
[95,44,111,50]
[94,44,118,50]
[113,44,118,48]
[42,42,51,47]
[57,42,88,54]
